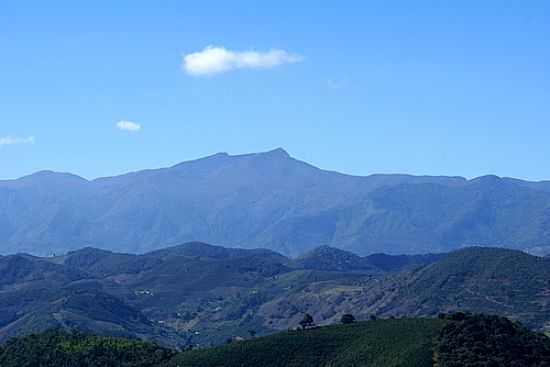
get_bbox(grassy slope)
[3,316,550,367]
[164,318,446,367]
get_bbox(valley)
[1,242,549,347]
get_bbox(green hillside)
[3,315,549,367]
[166,318,444,367]
[436,313,550,366]
[0,329,175,367]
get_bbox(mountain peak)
[12,171,89,188]
[470,174,502,184]
[294,245,376,272]
[210,152,230,158]
[262,147,290,159]
[299,245,357,258]
[25,170,87,181]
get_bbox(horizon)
[2,147,550,183]
[0,237,531,259]
[2,1,550,181]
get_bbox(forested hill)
[1,243,550,346]
[1,315,549,367]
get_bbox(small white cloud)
[116,120,141,132]
[183,46,303,76]
[0,136,35,146]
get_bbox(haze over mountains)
[1,242,549,346]
[2,148,550,256]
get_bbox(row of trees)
[298,313,359,330]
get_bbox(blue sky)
[1,1,549,180]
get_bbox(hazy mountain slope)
[0,253,176,345]
[3,149,550,256]
[1,243,550,346]
[365,253,444,272]
[293,245,440,272]
[0,286,165,344]
[274,247,550,333]
[0,243,374,346]
[293,245,378,272]
[386,247,550,329]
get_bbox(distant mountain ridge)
[292,246,550,332]
[294,245,442,272]
[1,243,549,346]
[3,148,550,256]
[0,242,436,345]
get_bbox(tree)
[248,330,257,338]
[299,313,314,330]
[340,314,356,325]
[450,311,466,321]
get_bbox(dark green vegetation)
[0,329,175,367]
[340,313,356,324]
[2,315,550,367]
[3,149,550,257]
[166,318,444,367]
[437,314,550,366]
[1,243,550,347]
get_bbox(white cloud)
[116,120,141,132]
[0,136,35,146]
[183,46,303,76]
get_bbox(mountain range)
[2,148,550,256]
[1,242,548,346]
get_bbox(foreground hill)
[2,315,550,367]
[167,318,444,367]
[0,329,175,367]
[3,149,550,256]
